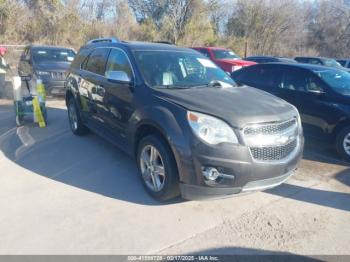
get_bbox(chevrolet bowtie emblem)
[275,135,295,145]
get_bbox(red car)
[192,47,256,73]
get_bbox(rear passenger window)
[84,48,110,76]
[71,48,90,69]
[237,66,281,88]
[105,49,133,79]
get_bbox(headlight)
[187,111,239,145]
[36,71,50,76]
[290,105,303,135]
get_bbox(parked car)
[66,38,303,201]
[245,56,297,64]
[192,47,256,73]
[18,45,76,95]
[336,59,350,69]
[294,56,350,72]
[232,63,350,161]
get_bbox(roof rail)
[87,37,119,45]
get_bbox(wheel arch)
[333,118,350,139]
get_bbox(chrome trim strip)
[242,172,293,192]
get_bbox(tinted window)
[234,66,281,88]
[85,48,110,75]
[212,50,240,60]
[337,60,347,67]
[295,58,322,65]
[105,49,133,79]
[197,49,210,58]
[280,69,308,91]
[71,47,90,69]
[306,75,324,93]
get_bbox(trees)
[0,0,349,58]
[226,0,307,56]
[307,0,350,57]
[0,0,10,35]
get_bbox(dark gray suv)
[18,45,76,95]
[65,37,304,201]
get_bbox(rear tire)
[67,98,88,136]
[137,134,180,201]
[336,126,350,162]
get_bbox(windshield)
[32,48,76,64]
[213,50,240,59]
[212,49,240,60]
[313,69,350,95]
[134,50,235,89]
[324,59,342,68]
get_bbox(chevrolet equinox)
[65,38,304,201]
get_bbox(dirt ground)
[0,99,349,258]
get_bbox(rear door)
[80,47,111,127]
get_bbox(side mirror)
[106,71,131,83]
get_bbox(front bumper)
[42,80,66,95]
[180,171,293,200]
[176,135,304,200]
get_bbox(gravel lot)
[0,99,349,256]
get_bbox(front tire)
[336,126,350,162]
[67,98,88,136]
[137,135,180,201]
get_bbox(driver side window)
[306,75,325,93]
[105,49,133,79]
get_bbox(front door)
[276,68,335,139]
[102,48,135,142]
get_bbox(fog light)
[202,167,220,181]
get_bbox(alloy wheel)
[343,132,350,156]
[140,145,166,192]
[68,101,78,131]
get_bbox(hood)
[155,86,297,128]
[34,62,71,72]
[218,59,256,66]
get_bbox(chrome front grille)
[250,139,297,161]
[50,71,66,80]
[243,118,299,162]
[244,118,297,136]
